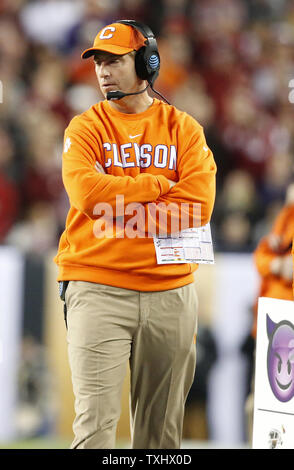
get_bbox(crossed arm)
[62,128,216,234]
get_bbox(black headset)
[116,19,160,87]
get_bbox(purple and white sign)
[253,297,294,449]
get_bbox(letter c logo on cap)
[99,26,116,40]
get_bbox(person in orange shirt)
[252,186,294,338]
[54,20,216,449]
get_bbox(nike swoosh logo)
[129,134,142,139]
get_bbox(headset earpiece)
[116,19,160,86]
[134,46,159,81]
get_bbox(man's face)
[94,51,141,98]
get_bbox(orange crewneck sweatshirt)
[54,98,216,290]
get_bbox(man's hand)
[96,162,106,174]
[280,254,293,282]
[167,179,176,190]
[268,234,282,251]
[270,254,293,282]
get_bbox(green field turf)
[0,437,132,449]
[0,437,70,449]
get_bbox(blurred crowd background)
[1,0,294,254]
[1,0,294,447]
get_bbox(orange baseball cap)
[81,22,146,59]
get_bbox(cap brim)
[81,44,134,59]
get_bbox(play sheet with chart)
[153,223,214,264]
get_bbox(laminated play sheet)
[153,223,214,264]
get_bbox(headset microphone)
[107,83,170,105]
[107,84,149,101]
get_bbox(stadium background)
[0,0,293,448]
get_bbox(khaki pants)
[65,281,198,449]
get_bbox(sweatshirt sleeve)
[61,125,170,218]
[140,124,217,235]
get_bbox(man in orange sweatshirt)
[252,187,294,338]
[54,20,216,449]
